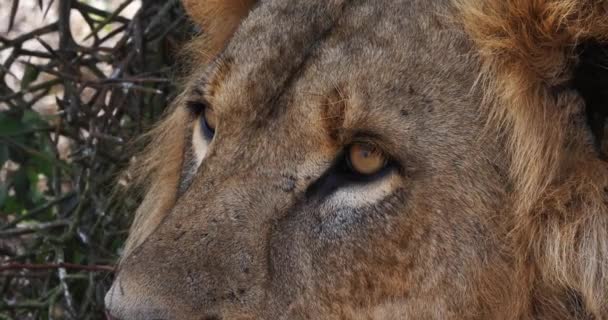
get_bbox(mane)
[454,0,608,316]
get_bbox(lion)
[104,0,608,319]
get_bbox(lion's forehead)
[217,0,462,115]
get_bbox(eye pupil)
[347,143,386,176]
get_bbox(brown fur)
[122,104,189,258]
[182,0,256,58]
[122,0,257,257]
[456,0,608,317]
[455,0,608,206]
[106,0,608,319]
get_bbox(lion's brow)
[224,1,354,118]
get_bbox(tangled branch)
[1,0,194,319]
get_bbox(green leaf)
[0,182,7,208]
[12,167,30,205]
[0,111,51,137]
[21,109,47,128]
[0,144,7,168]
[72,251,85,264]
[20,64,41,90]
[24,161,51,205]
[29,150,54,177]
[2,194,22,215]
[0,144,10,208]
[0,112,25,136]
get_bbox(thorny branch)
[1,0,194,318]
[0,263,114,273]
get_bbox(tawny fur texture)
[456,0,608,317]
[121,0,257,258]
[107,0,608,319]
[182,0,256,58]
[121,105,187,258]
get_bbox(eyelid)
[348,131,404,162]
[186,98,211,116]
[343,135,387,158]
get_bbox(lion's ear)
[182,0,256,53]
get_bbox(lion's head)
[105,0,608,319]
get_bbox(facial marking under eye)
[326,172,402,209]
[192,118,210,168]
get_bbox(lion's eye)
[347,143,387,176]
[201,107,217,139]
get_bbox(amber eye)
[347,143,387,176]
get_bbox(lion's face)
[105,0,608,319]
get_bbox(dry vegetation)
[0,0,194,318]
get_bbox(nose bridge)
[109,160,298,318]
[187,157,297,240]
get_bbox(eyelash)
[186,100,216,141]
[186,100,208,115]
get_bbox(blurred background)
[0,0,195,318]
